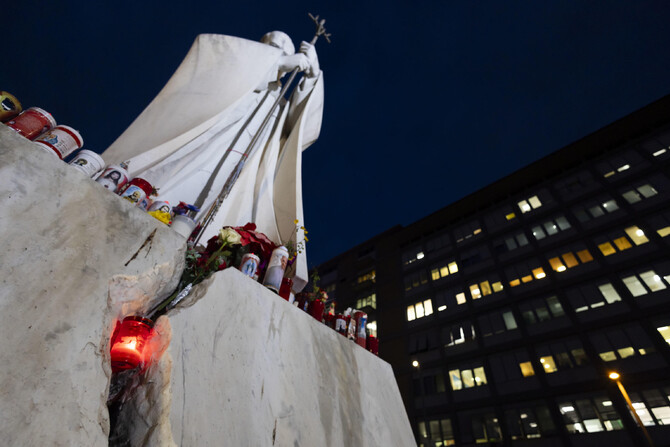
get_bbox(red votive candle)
[278,277,293,301]
[367,335,379,355]
[309,300,325,323]
[110,316,155,373]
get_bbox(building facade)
[316,96,670,446]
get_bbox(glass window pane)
[492,281,504,292]
[571,348,589,366]
[449,370,462,390]
[505,237,518,251]
[544,221,559,235]
[598,242,616,256]
[536,306,551,322]
[575,208,590,222]
[549,257,566,272]
[519,361,535,377]
[407,306,416,321]
[448,262,458,274]
[613,236,632,251]
[603,199,619,212]
[502,311,517,330]
[533,267,546,279]
[470,284,482,299]
[461,369,475,388]
[480,281,492,296]
[637,184,658,198]
[589,205,605,218]
[431,269,440,281]
[456,292,466,304]
[546,296,565,317]
[528,196,542,209]
[622,190,642,204]
[599,351,617,361]
[518,200,531,213]
[416,302,425,318]
[424,299,434,316]
[540,356,558,373]
[625,226,649,245]
[440,266,449,277]
[623,275,648,297]
[532,226,546,240]
[523,310,537,325]
[639,270,666,292]
[562,252,579,268]
[576,249,594,263]
[556,216,571,230]
[516,233,529,246]
[598,283,622,303]
[617,347,635,359]
[473,367,487,385]
[657,326,670,344]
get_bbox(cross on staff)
[190,13,330,246]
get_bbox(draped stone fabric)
[102,33,324,292]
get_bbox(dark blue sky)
[4,1,670,266]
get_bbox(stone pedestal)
[0,126,415,446]
[0,127,186,446]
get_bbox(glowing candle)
[110,317,155,373]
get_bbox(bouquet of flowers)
[149,222,278,318]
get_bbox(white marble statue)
[102,31,324,292]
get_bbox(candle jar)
[109,316,155,373]
[309,300,325,323]
[278,277,293,301]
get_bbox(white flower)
[220,227,241,245]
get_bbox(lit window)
[540,356,558,373]
[473,367,487,385]
[521,275,533,283]
[638,184,658,198]
[448,262,458,274]
[510,279,521,287]
[449,370,462,390]
[533,267,546,279]
[657,226,670,237]
[598,283,622,304]
[576,249,594,263]
[407,306,416,321]
[612,237,632,251]
[518,200,531,213]
[599,351,617,361]
[622,189,642,204]
[502,312,517,330]
[617,347,635,359]
[532,226,546,240]
[431,269,440,281]
[622,275,648,297]
[506,212,516,221]
[549,257,566,272]
[440,266,449,277]
[424,299,434,316]
[598,242,616,256]
[519,362,535,377]
[657,326,670,345]
[528,196,542,209]
[639,270,666,292]
[604,171,615,178]
[437,305,447,312]
[470,284,482,299]
[617,164,630,172]
[562,253,579,268]
[416,252,424,260]
[653,148,667,157]
[415,302,425,318]
[492,281,504,292]
[625,226,649,245]
[480,281,492,296]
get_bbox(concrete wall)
[0,126,415,446]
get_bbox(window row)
[356,293,376,310]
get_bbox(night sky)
[4,1,670,267]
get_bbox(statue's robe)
[102,34,324,291]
